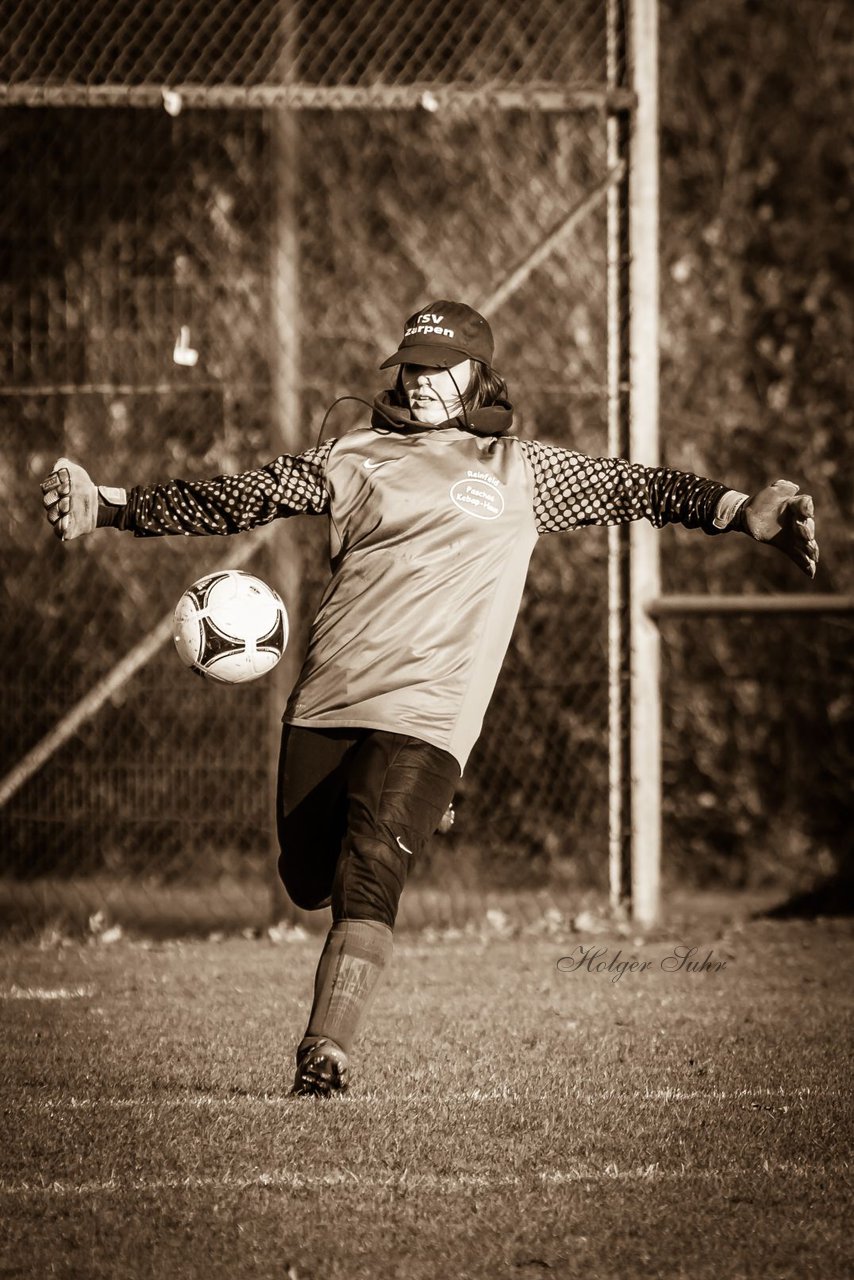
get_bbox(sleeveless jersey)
[284,426,538,767]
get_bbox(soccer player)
[41,300,819,1097]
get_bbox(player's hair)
[393,361,508,414]
[461,361,508,411]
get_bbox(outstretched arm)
[521,441,818,578]
[41,443,334,541]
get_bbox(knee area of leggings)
[348,832,410,884]
[334,836,409,928]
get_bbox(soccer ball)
[173,570,288,684]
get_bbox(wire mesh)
[1,0,609,95]
[0,1,619,932]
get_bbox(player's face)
[401,360,472,425]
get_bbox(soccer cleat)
[291,1037,350,1098]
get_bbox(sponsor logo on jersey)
[464,468,503,487]
[363,458,394,471]
[449,472,505,521]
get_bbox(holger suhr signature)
[557,945,729,984]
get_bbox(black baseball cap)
[379,300,494,370]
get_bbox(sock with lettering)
[299,918,393,1056]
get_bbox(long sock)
[300,918,393,1055]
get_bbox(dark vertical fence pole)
[267,101,302,924]
[606,0,632,916]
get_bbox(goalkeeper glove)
[739,479,819,579]
[41,457,127,541]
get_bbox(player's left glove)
[740,479,819,579]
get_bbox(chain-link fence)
[1,1,631,933]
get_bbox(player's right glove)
[40,458,126,541]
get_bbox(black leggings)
[276,725,460,929]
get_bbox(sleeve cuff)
[96,485,129,528]
[712,490,749,531]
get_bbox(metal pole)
[628,0,661,926]
[606,0,632,914]
[648,594,854,617]
[267,7,302,923]
[0,83,637,113]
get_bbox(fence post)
[606,0,631,916]
[267,102,302,924]
[628,0,661,926]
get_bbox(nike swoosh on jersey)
[362,458,396,471]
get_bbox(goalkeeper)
[41,299,819,1098]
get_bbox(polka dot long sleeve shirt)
[114,428,736,766]
[119,437,729,539]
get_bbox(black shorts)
[276,725,460,928]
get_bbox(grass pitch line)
[13,1084,834,1114]
[0,1163,846,1198]
[1,984,96,1000]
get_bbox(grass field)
[1,895,851,1279]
